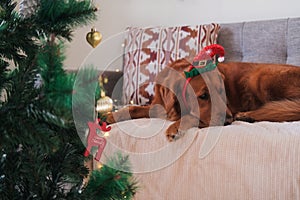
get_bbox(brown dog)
[106,59,300,141]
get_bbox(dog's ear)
[169,58,191,71]
[152,59,192,120]
[219,70,225,81]
[151,83,180,120]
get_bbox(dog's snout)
[224,110,233,126]
[224,119,232,126]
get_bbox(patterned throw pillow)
[122,23,220,105]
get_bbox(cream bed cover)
[99,118,300,199]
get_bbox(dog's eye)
[198,93,209,100]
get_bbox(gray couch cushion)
[287,18,300,65]
[217,23,244,62]
[218,17,300,66]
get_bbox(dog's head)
[153,59,232,127]
[163,58,233,127]
[184,69,233,127]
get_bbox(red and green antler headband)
[182,44,225,109]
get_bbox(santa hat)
[185,44,225,78]
[182,44,225,110]
[193,44,225,63]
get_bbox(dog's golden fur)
[106,59,300,141]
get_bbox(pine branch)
[72,66,101,135]
[0,59,8,94]
[43,143,88,199]
[37,40,76,119]
[0,1,39,66]
[82,152,139,200]
[35,0,97,41]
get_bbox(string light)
[95,162,103,169]
[103,132,110,137]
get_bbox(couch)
[99,17,300,199]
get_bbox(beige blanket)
[99,119,300,199]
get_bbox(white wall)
[63,0,300,70]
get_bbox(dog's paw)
[235,112,255,123]
[165,122,186,142]
[104,112,116,124]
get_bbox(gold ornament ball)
[96,96,113,113]
[86,28,102,48]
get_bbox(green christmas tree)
[0,0,138,199]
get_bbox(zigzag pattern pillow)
[122,23,220,105]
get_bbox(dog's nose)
[224,112,233,126]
